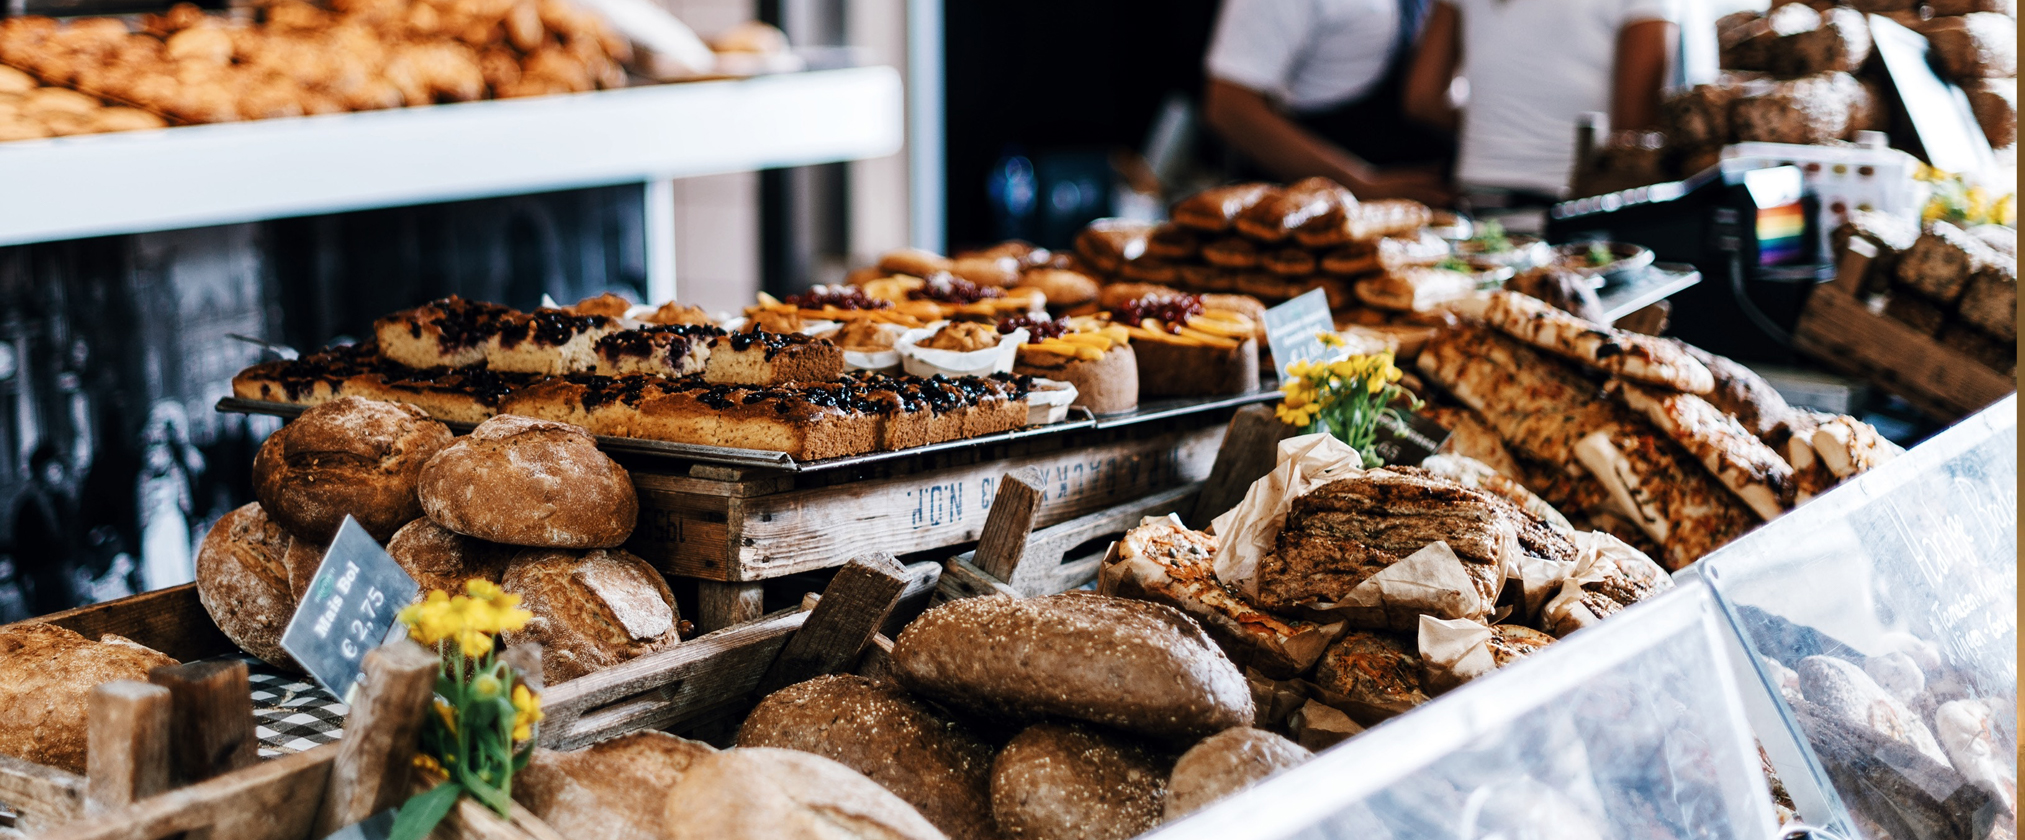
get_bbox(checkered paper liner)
[223,654,350,757]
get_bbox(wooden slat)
[629,423,1223,582]
[0,754,86,831]
[536,610,808,751]
[1794,285,2015,421]
[1005,483,1199,596]
[146,661,258,787]
[756,554,908,696]
[1829,237,1877,296]
[1190,405,1293,528]
[936,557,1021,601]
[972,468,1045,583]
[433,795,561,840]
[694,581,767,633]
[38,742,335,840]
[84,682,172,816]
[312,640,438,837]
[27,585,234,664]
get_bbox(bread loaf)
[739,675,1001,840]
[1311,629,1429,725]
[196,502,312,667]
[386,518,514,596]
[515,732,715,840]
[0,623,178,773]
[417,414,637,548]
[1965,78,2016,148]
[1731,73,1876,145]
[500,548,680,684]
[1897,221,2000,304]
[662,747,948,840]
[1162,728,1311,821]
[890,594,1253,739]
[1922,13,2016,80]
[990,722,1168,840]
[1013,343,1138,416]
[251,396,454,543]
[1955,257,2018,342]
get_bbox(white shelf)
[0,65,903,247]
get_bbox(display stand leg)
[146,661,257,786]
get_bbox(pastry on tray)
[1074,218,1157,275]
[851,273,1046,322]
[1172,183,1279,233]
[1354,268,1477,312]
[752,285,927,328]
[1004,315,1140,415]
[1296,199,1434,248]
[1105,292,1260,397]
[1235,177,1351,244]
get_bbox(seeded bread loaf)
[1162,728,1312,821]
[739,675,1001,840]
[195,502,313,668]
[1897,222,2001,304]
[417,414,637,548]
[385,518,514,596]
[990,722,1168,840]
[515,732,715,840]
[251,396,454,543]
[0,623,178,773]
[1311,629,1429,726]
[662,747,948,840]
[890,593,1253,740]
[500,548,680,684]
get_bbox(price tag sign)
[1370,409,1454,466]
[320,809,396,840]
[1260,288,1336,379]
[282,517,419,704]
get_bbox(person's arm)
[1203,80,1453,204]
[1401,2,1461,134]
[1610,18,1676,131]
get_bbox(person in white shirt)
[1404,0,1679,202]
[1203,0,1453,205]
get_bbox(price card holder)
[1261,288,1336,378]
[1869,14,1995,177]
[321,809,397,840]
[282,517,420,704]
[1371,410,1452,466]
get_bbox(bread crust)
[417,415,637,548]
[0,624,177,773]
[990,722,1168,840]
[252,396,455,543]
[1311,629,1428,725]
[890,593,1253,739]
[740,675,1002,840]
[1161,728,1311,822]
[516,732,715,840]
[386,518,514,597]
[195,502,307,668]
[1173,183,1277,233]
[1481,291,1716,393]
[500,547,679,684]
[662,747,947,840]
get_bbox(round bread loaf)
[0,623,178,773]
[500,548,680,684]
[196,502,314,667]
[739,675,1001,840]
[662,747,947,840]
[1161,727,1311,821]
[891,593,1252,739]
[417,415,637,548]
[251,397,454,543]
[515,731,715,840]
[990,722,1167,840]
[386,518,515,597]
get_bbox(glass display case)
[1698,396,2017,840]
[1150,580,1781,840]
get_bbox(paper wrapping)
[1301,541,1498,632]
[811,321,910,372]
[1539,531,1673,638]
[1417,615,1495,695]
[896,322,1026,378]
[1210,433,1368,595]
[1288,698,1365,752]
[1024,378,1079,425]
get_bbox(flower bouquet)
[1274,333,1420,468]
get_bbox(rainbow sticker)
[1756,202,1808,266]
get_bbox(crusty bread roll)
[662,747,948,840]
[515,731,715,840]
[417,414,637,548]
[252,396,455,543]
[386,518,514,597]
[0,623,178,773]
[1162,727,1311,821]
[500,547,680,684]
[890,593,1253,739]
[739,675,1001,840]
[196,502,312,668]
[990,722,1168,840]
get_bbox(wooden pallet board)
[1793,285,2016,421]
[626,416,1226,582]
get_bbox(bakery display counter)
[0,65,902,248]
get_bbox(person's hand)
[1350,168,1456,207]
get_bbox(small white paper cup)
[896,321,1026,378]
[1025,378,1080,425]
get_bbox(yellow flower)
[473,674,502,699]
[465,579,504,601]
[455,627,494,659]
[434,698,458,736]
[511,684,544,743]
[1317,331,1345,348]
[413,753,445,779]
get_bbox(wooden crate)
[1794,284,2016,421]
[624,413,1228,584]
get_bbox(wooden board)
[1794,285,2015,421]
[30,585,234,664]
[628,420,1225,582]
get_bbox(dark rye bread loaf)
[890,594,1253,740]
[739,675,1002,840]
[990,722,1169,840]
[662,747,948,840]
[195,502,316,668]
[251,396,454,543]
[0,623,178,774]
[1162,727,1312,822]
[417,414,637,548]
[515,731,715,840]
[385,518,515,597]
[500,548,680,684]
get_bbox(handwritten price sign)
[282,516,419,703]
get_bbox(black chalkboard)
[281,517,420,704]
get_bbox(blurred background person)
[1202,0,1455,205]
